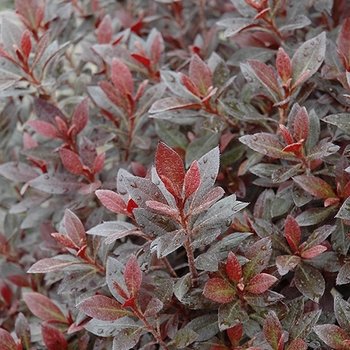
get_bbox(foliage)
[0,0,350,349]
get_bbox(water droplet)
[97,329,104,334]
[211,175,216,180]
[225,219,232,227]
[303,52,308,57]
[154,193,160,198]
[317,56,323,62]
[139,224,145,229]
[119,190,127,196]
[252,135,258,141]
[136,196,142,200]
[130,182,138,188]
[44,174,50,180]
[258,260,265,265]
[203,158,208,164]
[261,245,266,250]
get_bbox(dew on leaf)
[130,182,138,188]
[97,329,104,334]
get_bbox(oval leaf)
[76,295,130,321]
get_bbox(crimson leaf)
[64,209,86,249]
[155,141,185,199]
[76,295,131,321]
[124,255,142,298]
[313,324,350,350]
[23,292,68,324]
[203,278,235,303]
[41,323,68,350]
[263,311,283,350]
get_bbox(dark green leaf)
[173,328,198,348]
[334,295,350,334]
[218,299,249,331]
[294,263,325,302]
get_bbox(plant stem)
[184,238,198,286]
[133,306,170,350]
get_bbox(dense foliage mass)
[1,0,350,349]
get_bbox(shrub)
[0,0,350,349]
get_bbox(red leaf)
[59,149,84,175]
[245,273,277,294]
[150,31,163,65]
[279,124,294,144]
[149,97,201,113]
[23,292,67,324]
[263,311,283,350]
[190,187,224,215]
[203,278,235,303]
[27,258,82,273]
[15,0,42,29]
[293,175,336,199]
[226,251,242,284]
[32,31,50,68]
[111,58,133,96]
[276,47,291,83]
[92,152,105,174]
[124,255,142,298]
[0,328,18,350]
[179,72,200,97]
[95,189,128,215]
[300,244,327,259]
[338,18,350,70]
[189,54,212,96]
[20,30,31,60]
[76,295,130,321]
[0,283,12,305]
[286,338,308,350]
[283,142,303,153]
[284,215,300,252]
[97,15,113,44]
[51,232,77,250]
[184,160,201,200]
[155,142,185,199]
[293,107,309,142]
[314,324,350,350]
[72,99,89,134]
[6,275,30,288]
[27,120,61,138]
[227,323,243,346]
[98,81,126,109]
[146,200,180,221]
[64,209,87,249]
[247,59,281,97]
[131,53,151,68]
[239,133,293,159]
[41,323,68,350]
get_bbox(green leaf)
[173,328,198,348]
[334,295,350,334]
[184,314,219,342]
[243,237,272,282]
[295,206,334,226]
[336,197,350,220]
[323,113,350,135]
[291,32,326,88]
[185,132,220,168]
[294,263,324,302]
[218,299,249,331]
[290,309,321,341]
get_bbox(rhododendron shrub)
[0,0,350,349]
